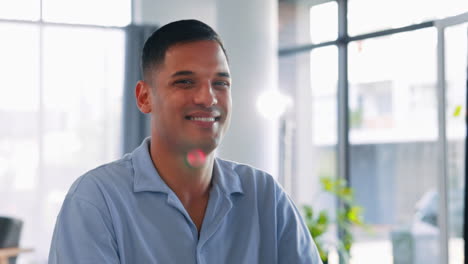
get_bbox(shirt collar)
[212,157,244,196]
[132,137,173,193]
[132,137,244,196]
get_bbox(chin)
[191,138,219,155]
[200,142,218,154]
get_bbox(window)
[445,22,467,263]
[42,0,131,26]
[278,1,467,263]
[311,46,338,145]
[310,1,338,43]
[348,29,438,143]
[0,0,40,20]
[348,0,468,36]
[348,28,440,264]
[0,2,129,263]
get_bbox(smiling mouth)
[185,116,221,122]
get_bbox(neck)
[149,137,215,204]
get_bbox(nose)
[193,81,218,107]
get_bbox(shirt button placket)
[196,245,205,264]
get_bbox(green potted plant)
[302,177,366,264]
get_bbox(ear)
[135,80,152,114]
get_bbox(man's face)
[147,40,232,154]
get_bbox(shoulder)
[216,157,277,182]
[66,153,134,206]
[215,158,285,202]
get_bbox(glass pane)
[279,47,339,263]
[38,25,125,259]
[349,29,437,143]
[0,0,40,20]
[43,0,131,26]
[0,22,40,259]
[310,1,338,43]
[311,46,338,145]
[445,22,467,264]
[348,0,468,36]
[348,28,440,264]
[310,46,339,263]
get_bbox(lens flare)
[256,90,292,120]
[185,149,206,168]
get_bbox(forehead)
[161,40,230,74]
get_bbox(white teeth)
[190,117,216,122]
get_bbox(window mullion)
[337,0,350,263]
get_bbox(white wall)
[133,0,217,27]
[215,0,279,177]
[133,0,280,176]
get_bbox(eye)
[213,80,230,89]
[173,79,194,89]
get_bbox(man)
[49,19,322,264]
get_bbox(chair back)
[0,216,23,264]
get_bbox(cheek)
[151,93,171,123]
[152,89,175,110]
[153,92,190,122]
[218,91,232,109]
[222,97,232,124]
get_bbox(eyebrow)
[171,71,194,78]
[170,71,231,78]
[217,72,231,78]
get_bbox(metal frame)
[434,11,468,264]
[0,18,126,29]
[36,0,46,248]
[337,1,350,262]
[337,0,349,192]
[436,21,450,264]
[279,20,435,56]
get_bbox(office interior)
[0,0,467,263]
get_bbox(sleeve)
[276,191,323,264]
[48,196,120,264]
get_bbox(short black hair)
[141,19,227,81]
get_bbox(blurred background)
[0,0,467,263]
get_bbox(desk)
[0,248,33,264]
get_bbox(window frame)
[279,0,468,262]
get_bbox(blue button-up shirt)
[49,138,322,263]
